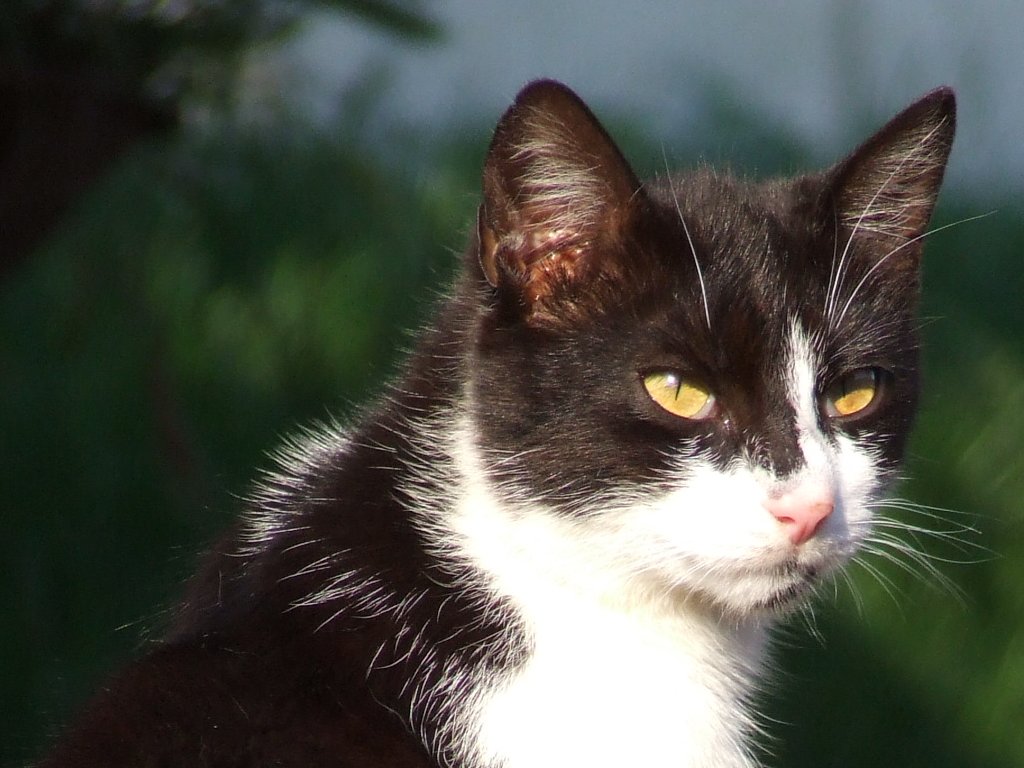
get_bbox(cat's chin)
[685,557,836,620]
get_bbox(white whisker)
[835,567,866,618]
[826,119,947,325]
[834,211,995,327]
[862,536,967,604]
[662,148,711,330]
[849,555,903,606]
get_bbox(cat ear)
[829,87,955,248]
[477,80,641,323]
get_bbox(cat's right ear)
[828,87,956,255]
[477,80,641,325]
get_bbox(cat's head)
[461,80,954,618]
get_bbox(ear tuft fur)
[831,87,956,244]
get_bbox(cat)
[40,79,955,768]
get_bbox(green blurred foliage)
[3,85,1022,768]
[1,118,474,763]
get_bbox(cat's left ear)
[828,87,956,252]
[477,80,642,324]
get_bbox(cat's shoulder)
[38,639,435,768]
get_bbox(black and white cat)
[42,80,955,768]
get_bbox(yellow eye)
[824,368,880,418]
[643,371,716,420]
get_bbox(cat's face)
[465,81,954,619]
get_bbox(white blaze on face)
[785,321,880,548]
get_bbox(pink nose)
[763,491,834,546]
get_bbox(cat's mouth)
[758,581,813,612]
[756,562,822,612]
[691,558,831,617]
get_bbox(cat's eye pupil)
[824,368,880,419]
[665,373,682,396]
[642,371,715,421]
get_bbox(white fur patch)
[787,323,877,555]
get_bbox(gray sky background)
[257,1,1020,201]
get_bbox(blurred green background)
[3,2,1022,766]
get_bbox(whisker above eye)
[663,148,711,332]
[833,210,995,328]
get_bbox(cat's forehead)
[657,172,818,261]
[651,168,807,222]
[642,173,829,346]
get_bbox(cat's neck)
[417,412,770,768]
[469,602,766,768]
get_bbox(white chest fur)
[470,591,766,768]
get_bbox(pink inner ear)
[480,176,609,308]
[518,228,590,304]
[524,247,589,305]
[482,216,593,306]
